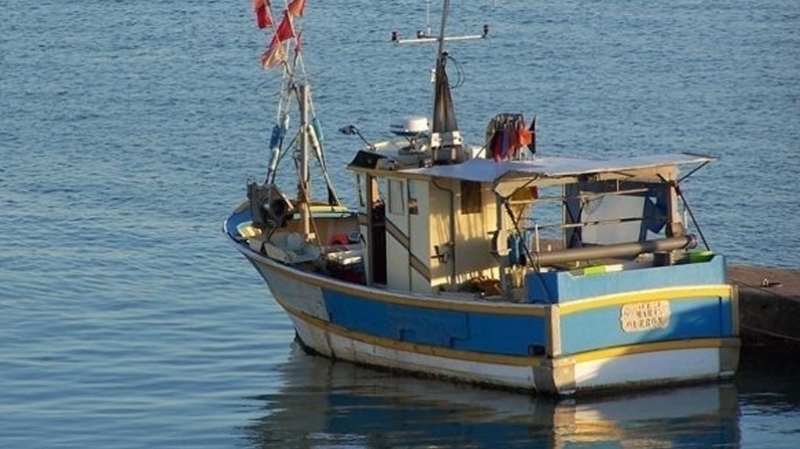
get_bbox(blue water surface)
[1,0,798,447]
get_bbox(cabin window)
[388,179,406,216]
[563,181,668,247]
[460,181,482,214]
[355,174,366,207]
[407,181,419,215]
[376,178,388,206]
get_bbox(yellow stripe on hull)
[569,338,737,364]
[558,285,733,315]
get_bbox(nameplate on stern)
[619,300,671,332]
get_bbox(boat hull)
[237,243,739,396]
[288,310,734,395]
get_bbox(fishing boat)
[224,0,739,395]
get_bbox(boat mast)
[298,83,311,239]
[436,0,450,62]
[430,0,456,162]
[391,0,486,154]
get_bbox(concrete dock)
[728,265,800,348]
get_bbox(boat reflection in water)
[242,343,740,449]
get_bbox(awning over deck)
[400,153,716,184]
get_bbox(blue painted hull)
[225,212,739,395]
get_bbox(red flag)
[260,41,287,70]
[270,11,295,45]
[516,118,532,147]
[287,0,306,17]
[253,0,272,29]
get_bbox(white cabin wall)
[408,180,433,293]
[385,223,409,289]
[427,180,503,290]
[385,178,410,291]
[453,183,500,284]
[354,173,374,284]
[380,176,514,292]
[428,179,453,289]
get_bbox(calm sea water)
[1,0,799,447]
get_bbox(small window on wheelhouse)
[388,179,406,216]
[460,181,482,214]
[355,174,366,207]
[407,181,419,215]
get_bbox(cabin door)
[368,175,387,284]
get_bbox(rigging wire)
[444,53,466,89]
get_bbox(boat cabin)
[348,137,710,301]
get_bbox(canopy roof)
[400,153,715,184]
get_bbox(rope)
[739,324,800,344]
[728,277,794,301]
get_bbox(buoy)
[329,233,349,246]
[268,124,281,150]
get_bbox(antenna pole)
[425,0,431,36]
[391,0,486,45]
[436,0,450,58]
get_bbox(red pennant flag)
[270,11,295,45]
[253,0,272,29]
[260,41,287,70]
[516,118,532,147]
[287,0,306,17]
